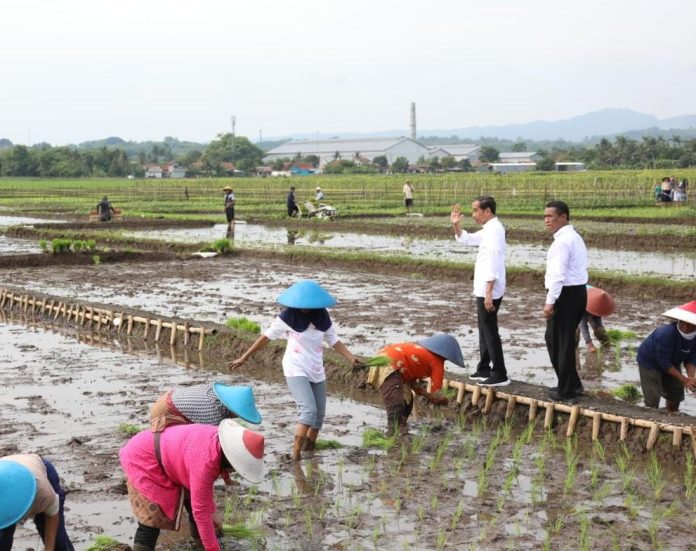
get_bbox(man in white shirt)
[451,196,509,386]
[543,200,588,403]
[403,180,414,214]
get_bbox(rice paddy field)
[1,172,696,550]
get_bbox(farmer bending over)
[97,196,115,222]
[367,334,464,435]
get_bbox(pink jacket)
[119,424,222,550]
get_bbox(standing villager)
[150,383,262,432]
[120,420,264,551]
[577,286,614,352]
[403,180,415,214]
[637,301,696,412]
[367,334,464,435]
[287,186,299,217]
[223,186,236,230]
[451,196,508,386]
[97,196,115,222]
[0,454,74,550]
[543,200,588,403]
[229,280,360,460]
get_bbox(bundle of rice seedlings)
[221,522,264,540]
[362,428,397,450]
[85,536,121,551]
[606,329,637,343]
[341,354,392,377]
[117,423,145,437]
[225,316,261,334]
[315,439,342,450]
[611,383,642,404]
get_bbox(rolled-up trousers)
[545,285,587,396]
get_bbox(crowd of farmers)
[2,192,695,551]
[655,176,689,202]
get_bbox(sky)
[2,0,695,145]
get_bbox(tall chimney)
[410,102,416,140]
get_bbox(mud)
[0,251,179,269]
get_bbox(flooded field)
[0,235,42,255]
[2,316,695,550]
[125,223,696,279]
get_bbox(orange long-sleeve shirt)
[379,343,445,393]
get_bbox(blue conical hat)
[418,334,465,367]
[276,280,337,309]
[213,383,262,424]
[0,460,36,529]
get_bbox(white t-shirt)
[0,454,60,520]
[264,316,339,382]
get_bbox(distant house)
[428,144,481,162]
[555,162,586,172]
[283,162,316,176]
[163,162,187,178]
[255,166,273,177]
[145,164,163,178]
[498,152,542,163]
[489,162,537,174]
[264,136,431,167]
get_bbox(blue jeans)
[286,377,326,428]
[0,459,74,551]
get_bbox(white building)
[264,137,432,167]
[428,144,480,162]
[555,162,586,172]
[498,151,542,163]
[489,162,537,174]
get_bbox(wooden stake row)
[432,378,696,457]
[0,288,212,351]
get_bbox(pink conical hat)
[662,301,696,326]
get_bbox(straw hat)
[662,301,696,326]
[223,186,233,191]
[218,420,264,484]
[213,383,262,424]
[316,186,322,191]
[586,286,616,317]
[418,333,465,367]
[276,280,337,309]
[0,460,36,529]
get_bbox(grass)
[200,237,232,254]
[85,536,122,551]
[611,383,642,404]
[225,316,261,334]
[362,428,397,450]
[117,423,144,436]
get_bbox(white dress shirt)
[264,316,339,382]
[545,224,588,304]
[455,216,506,299]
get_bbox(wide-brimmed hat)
[586,286,615,317]
[276,280,337,309]
[418,334,465,367]
[663,301,696,326]
[218,420,264,484]
[223,186,233,191]
[316,186,322,191]
[0,461,36,529]
[213,383,262,424]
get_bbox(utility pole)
[259,129,263,144]
[230,116,236,137]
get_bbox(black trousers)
[476,297,506,377]
[545,285,587,396]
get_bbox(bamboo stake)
[155,319,163,341]
[529,399,538,422]
[646,422,659,450]
[183,322,190,346]
[144,318,150,339]
[23,295,29,312]
[80,306,86,325]
[620,417,629,441]
[53,303,62,320]
[471,385,482,407]
[41,298,46,313]
[169,324,177,346]
[567,406,580,437]
[0,290,6,308]
[198,327,205,351]
[126,315,134,336]
[483,388,495,413]
[544,403,555,430]
[673,427,683,448]
[505,395,516,420]
[96,310,102,331]
[451,381,465,405]
[591,412,601,441]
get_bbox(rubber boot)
[292,424,310,461]
[304,427,319,457]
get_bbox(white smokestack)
[410,102,416,140]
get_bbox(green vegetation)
[314,439,343,450]
[221,522,265,541]
[611,383,643,404]
[362,428,397,450]
[85,536,122,551]
[606,329,638,343]
[200,238,232,254]
[225,316,261,334]
[50,238,97,254]
[117,423,144,436]
[92,254,101,265]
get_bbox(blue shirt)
[637,323,696,373]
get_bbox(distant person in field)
[315,186,325,202]
[576,286,614,353]
[97,196,115,222]
[659,177,673,202]
[287,186,299,217]
[637,301,696,412]
[223,185,236,230]
[673,179,687,202]
[403,180,415,214]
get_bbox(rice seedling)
[437,529,447,550]
[222,522,265,541]
[92,254,101,265]
[577,510,591,551]
[38,239,48,252]
[606,329,638,343]
[592,483,611,503]
[315,439,342,450]
[685,453,696,500]
[589,460,601,490]
[450,498,465,530]
[647,452,666,500]
[225,316,261,334]
[429,434,451,471]
[592,439,606,462]
[362,428,397,450]
[456,412,468,433]
[611,383,642,404]
[117,423,144,436]
[563,437,578,494]
[410,425,430,454]
[86,536,121,551]
[615,443,635,493]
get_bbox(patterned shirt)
[170,383,229,425]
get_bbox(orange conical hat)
[586,286,616,317]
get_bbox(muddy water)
[0,235,42,255]
[126,223,696,279]
[2,257,694,416]
[2,317,695,550]
[0,215,66,226]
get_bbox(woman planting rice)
[230,279,360,460]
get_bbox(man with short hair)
[543,200,588,402]
[223,185,236,230]
[451,196,508,386]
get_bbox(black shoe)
[548,390,581,404]
[480,374,510,387]
[469,370,491,381]
[549,386,584,395]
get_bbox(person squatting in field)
[229,279,361,460]
[367,334,465,435]
[0,454,74,551]
[576,286,615,353]
[120,420,264,551]
[637,301,696,412]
